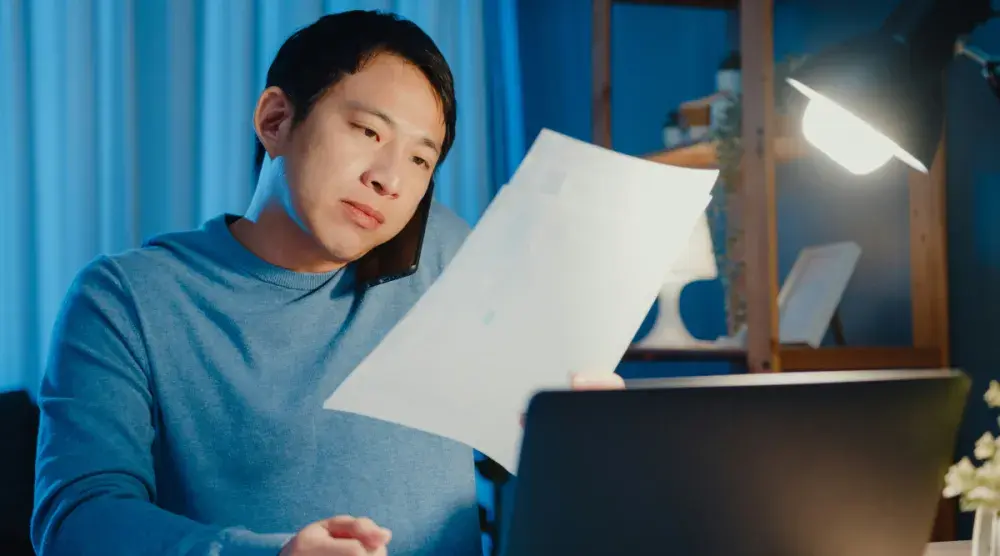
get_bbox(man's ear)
[254,86,294,158]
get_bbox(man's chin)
[315,237,370,266]
[321,248,366,267]
[307,220,360,254]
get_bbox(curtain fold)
[0,0,524,395]
[0,0,34,397]
[2,3,525,554]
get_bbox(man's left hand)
[569,371,626,391]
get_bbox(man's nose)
[362,149,403,197]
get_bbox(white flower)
[979,461,1000,488]
[977,432,998,460]
[944,457,978,498]
[986,380,1000,408]
[966,485,1000,511]
[945,384,1000,513]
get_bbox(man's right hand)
[280,516,392,555]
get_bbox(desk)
[926,541,970,556]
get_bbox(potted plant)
[706,54,809,334]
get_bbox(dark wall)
[518,0,915,370]
[518,0,1000,538]
[943,11,1000,539]
[772,0,914,349]
[517,0,918,358]
[519,0,734,378]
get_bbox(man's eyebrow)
[349,101,395,127]
[347,100,441,156]
[419,137,441,156]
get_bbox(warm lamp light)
[789,79,921,175]
[793,81,897,175]
[785,0,996,175]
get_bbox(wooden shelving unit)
[642,135,809,169]
[593,0,951,376]
[624,345,944,371]
[594,0,954,541]
[641,97,811,168]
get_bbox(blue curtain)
[0,0,525,396]
[2,1,523,554]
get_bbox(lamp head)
[785,0,992,175]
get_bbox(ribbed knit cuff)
[217,528,295,556]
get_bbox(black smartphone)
[354,181,435,289]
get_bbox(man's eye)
[354,124,379,141]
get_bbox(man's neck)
[228,206,347,274]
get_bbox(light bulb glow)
[787,79,928,175]
[800,96,895,175]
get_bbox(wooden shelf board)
[780,346,944,371]
[624,346,747,363]
[643,141,719,169]
[613,0,738,9]
[622,345,944,371]
[642,136,809,169]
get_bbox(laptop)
[502,369,970,556]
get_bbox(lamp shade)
[785,0,992,174]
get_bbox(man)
[31,10,621,556]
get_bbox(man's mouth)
[342,200,385,230]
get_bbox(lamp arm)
[955,39,1000,101]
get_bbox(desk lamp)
[784,0,997,176]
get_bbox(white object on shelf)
[712,54,741,132]
[636,211,718,348]
[717,68,741,96]
[688,125,710,142]
[662,126,685,149]
[778,241,861,347]
[720,241,862,348]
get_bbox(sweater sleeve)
[31,257,292,556]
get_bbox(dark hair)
[253,10,457,174]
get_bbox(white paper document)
[323,129,719,473]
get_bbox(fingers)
[570,371,625,390]
[327,538,387,556]
[334,539,387,556]
[520,373,624,428]
[519,373,625,427]
[322,516,392,551]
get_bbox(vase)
[973,507,1000,556]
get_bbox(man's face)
[266,53,446,265]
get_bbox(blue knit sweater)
[31,203,481,556]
